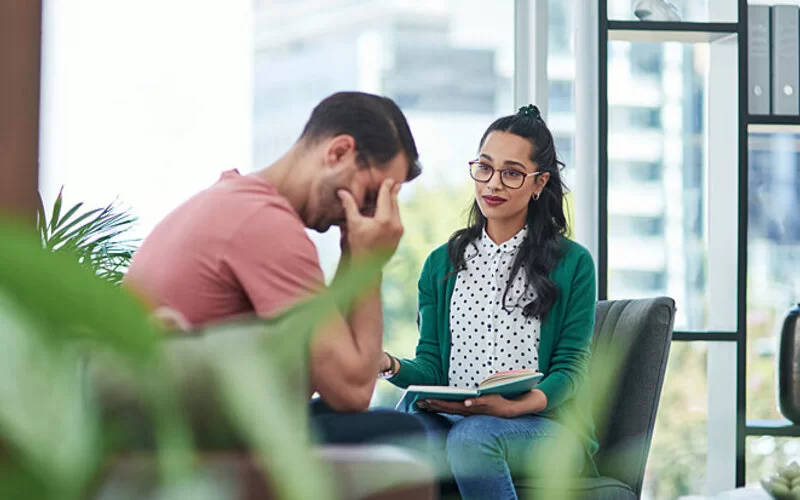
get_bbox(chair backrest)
[589,297,676,496]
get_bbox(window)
[746,134,800,485]
[547,0,577,228]
[39,0,254,241]
[549,80,573,114]
[382,45,498,113]
[609,161,663,183]
[610,106,662,130]
[630,44,663,77]
[607,40,712,333]
[602,26,729,493]
[609,215,666,237]
[644,343,710,499]
[613,269,667,293]
[607,0,737,23]
[554,136,573,169]
[548,0,571,56]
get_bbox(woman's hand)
[417,389,547,418]
[418,394,520,418]
[379,352,393,372]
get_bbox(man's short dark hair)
[299,92,421,181]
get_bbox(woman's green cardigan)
[390,237,600,475]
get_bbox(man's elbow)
[318,380,374,413]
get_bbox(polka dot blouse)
[448,226,541,389]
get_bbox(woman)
[379,105,598,499]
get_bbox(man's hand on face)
[337,179,403,262]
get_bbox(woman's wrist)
[378,351,399,379]
[511,389,548,416]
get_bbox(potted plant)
[36,188,139,285]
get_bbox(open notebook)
[395,369,543,413]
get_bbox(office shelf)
[607,21,739,43]
[746,420,800,437]
[748,115,800,133]
[672,331,739,342]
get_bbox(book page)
[478,369,540,390]
[407,385,476,395]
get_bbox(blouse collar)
[479,225,528,255]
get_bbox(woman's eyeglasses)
[468,161,541,190]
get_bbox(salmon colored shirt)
[124,170,324,327]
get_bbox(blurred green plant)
[0,217,390,499]
[36,188,139,286]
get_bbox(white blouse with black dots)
[447,226,541,389]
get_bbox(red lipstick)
[482,195,506,207]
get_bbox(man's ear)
[324,134,358,168]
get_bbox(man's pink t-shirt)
[125,170,324,327]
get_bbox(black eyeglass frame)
[468,160,542,190]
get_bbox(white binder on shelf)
[748,5,771,115]
[771,5,800,116]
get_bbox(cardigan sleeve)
[388,253,447,388]
[536,247,596,410]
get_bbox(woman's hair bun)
[517,104,541,119]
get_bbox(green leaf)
[0,460,49,500]
[52,202,85,232]
[0,219,156,358]
[36,194,139,286]
[0,211,391,498]
[0,295,99,500]
[46,208,104,249]
[50,187,64,231]
[36,193,48,247]
[209,328,334,500]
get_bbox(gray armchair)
[516,297,676,499]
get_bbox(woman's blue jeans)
[413,412,584,500]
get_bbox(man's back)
[125,169,323,327]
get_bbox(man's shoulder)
[228,199,313,256]
[212,177,307,238]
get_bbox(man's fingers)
[391,182,402,218]
[374,179,395,219]
[337,189,360,222]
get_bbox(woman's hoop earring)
[532,193,540,201]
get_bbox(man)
[125,92,422,437]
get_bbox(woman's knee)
[445,415,505,456]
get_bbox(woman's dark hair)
[447,105,569,319]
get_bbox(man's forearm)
[307,272,384,412]
[344,279,384,368]
[332,254,384,360]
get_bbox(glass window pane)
[746,133,800,422]
[643,342,708,499]
[549,80,573,114]
[607,0,737,23]
[547,0,577,231]
[253,0,514,282]
[549,0,573,56]
[606,41,723,331]
[39,1,254,239]
[746,437,800,487]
